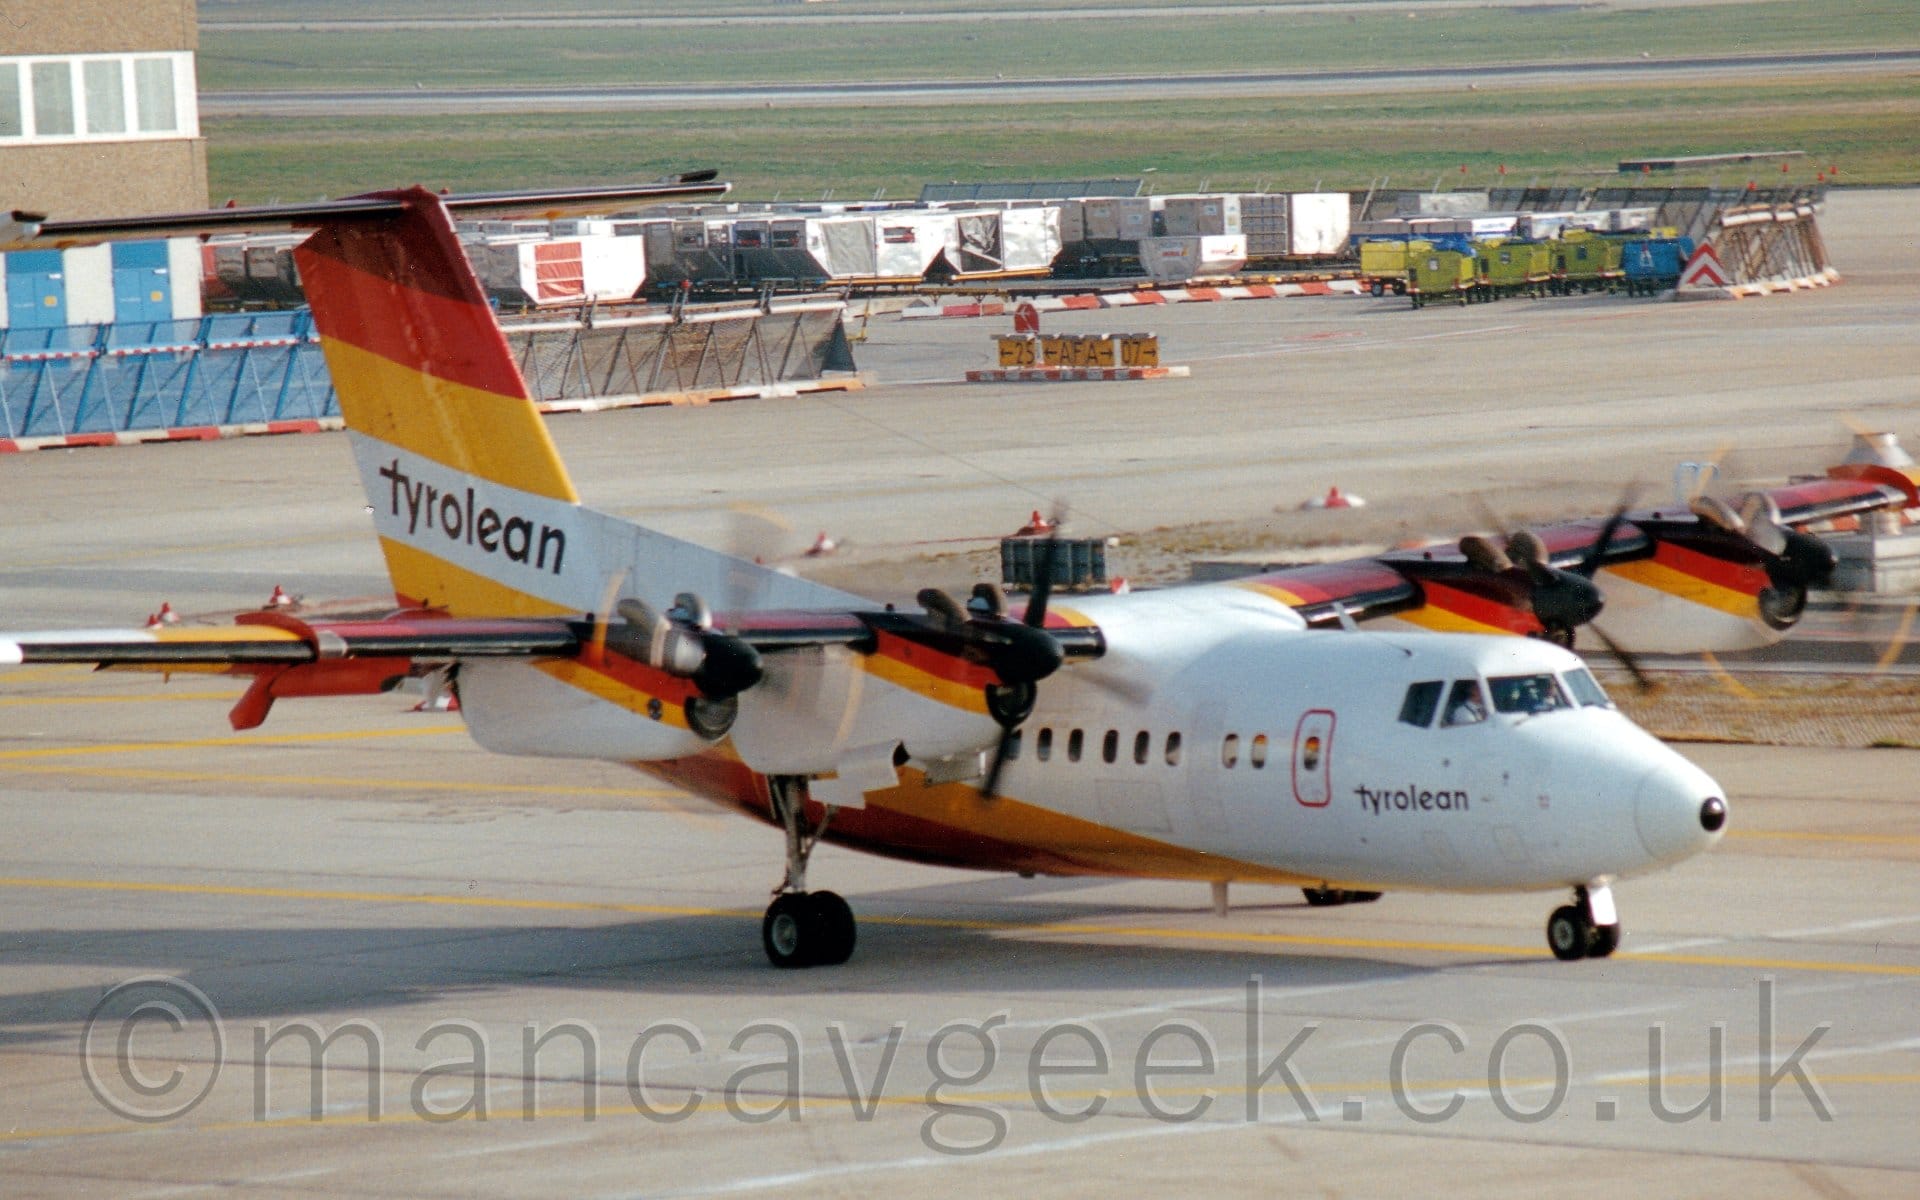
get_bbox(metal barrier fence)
[503,300,857,404]
[0,312,334,440]
[2,301,857,441]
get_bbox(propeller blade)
[1574,496,1636,580]
[1587,621,1656,694]
[969,582,1008,619]
[1736,492,1789,556]
[1459,534,1512,575]
[918,587,969,632]
[588,570,629,666]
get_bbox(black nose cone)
[1699,796,1728,833]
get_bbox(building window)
[84,60,126,135]
[31,61,73,136]
[0,64,21,138]
[0,54,193,144]
[134,58,177,133]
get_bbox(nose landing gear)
[761,775,857,968]
[1547,881,1619,961]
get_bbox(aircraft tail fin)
[292,186,866,621]
[296,188,586,616]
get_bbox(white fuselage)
[976,587,1725,892]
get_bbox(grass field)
[197,0,1920,199]
[198,1,1918,89]
[206,76,1916,202]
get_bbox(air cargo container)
[1159,194,1242,237]
[1080,197,1154,241]
[470,234,648,307]
[1138,235,1249,281]
[1239,192,1291,260]
[870,211,954,282]
[643,218,736,288]
[1286,193,1352,257]
[933,207,1061,280]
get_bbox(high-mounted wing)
[1219,471,1914,653]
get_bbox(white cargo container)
[472,235,648,307]
[1287,193,1351,256]
[1139,235,1248,281]
[871,211,953,282]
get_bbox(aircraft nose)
[1634,759,1728,864]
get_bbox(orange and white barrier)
[906,278,1364,320]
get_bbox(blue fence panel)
[1,309,337,441]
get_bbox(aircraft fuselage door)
[1293,709,1335,807]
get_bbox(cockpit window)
[1488,673,1569,715]
[1563,667,1614,709]
[1398,680,1443,728]
[1442,679,1487,726]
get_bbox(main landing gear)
[1547,881,1620,961]
[761,776,857,968]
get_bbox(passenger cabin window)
[1222,734,1240,769]
[1036,728,1053,762]
[1399,680,1443,728]
[1564,668,1614,709]
[1134,731,1150,765]
[1488,674,1569,715]
[1165,732,1183,766]
[1442,680,1487,727]
[1250,734,1268,769]
[1102,730,1119,765]
[1067,729,1084,763]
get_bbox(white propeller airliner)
[1,184,1731,967]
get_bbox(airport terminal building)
[1,0,207,219]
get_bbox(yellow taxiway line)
[1,875,1915,977]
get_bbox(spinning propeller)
[1459,501,1634,648]
[1690,492,1837,629]
[973,515,1072,800]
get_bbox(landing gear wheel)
[805,890,857,966]
[761,891,858,968]
[1586,922,1620,958]
[1547,904,1591,961]
[763,893,813,968]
